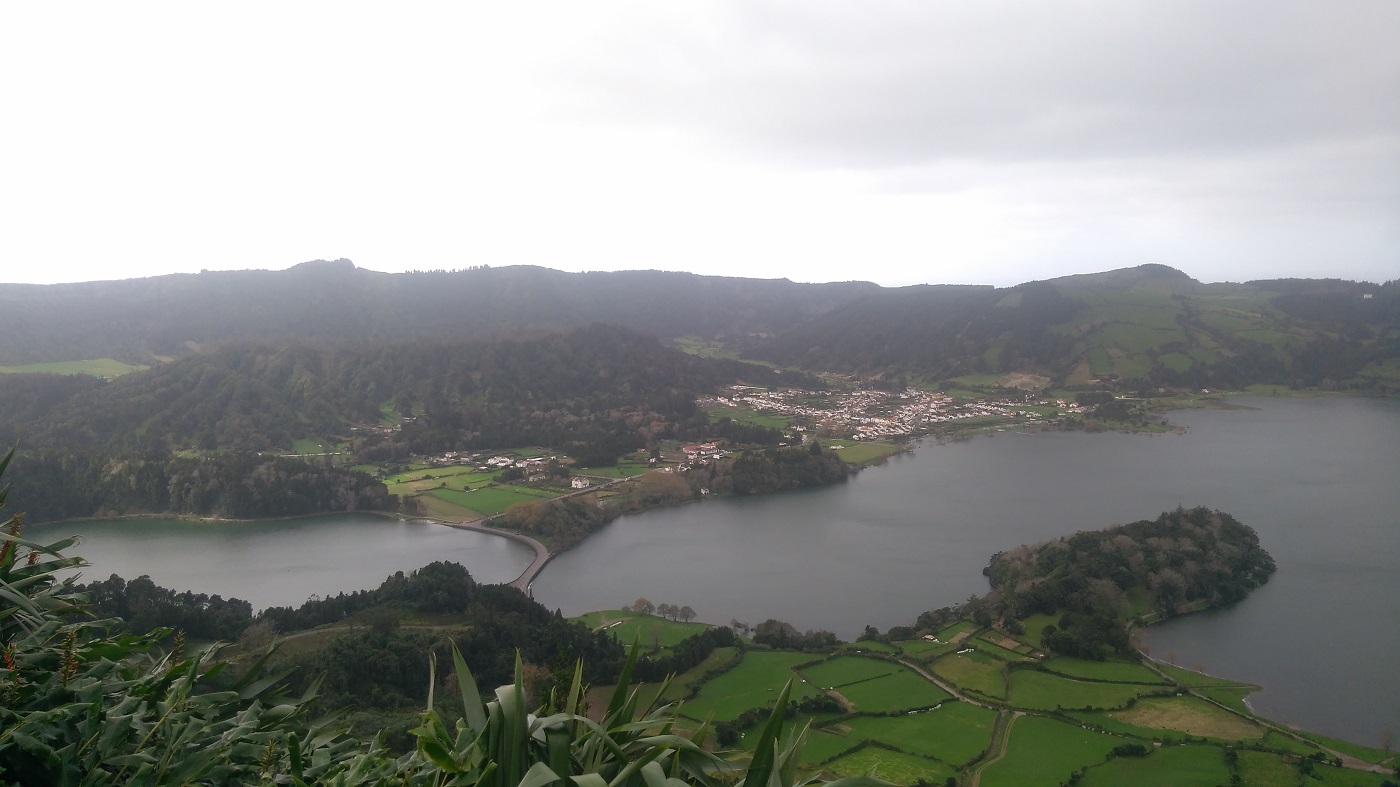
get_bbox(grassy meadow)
[0,357,149,377]
[567,616,1386,786]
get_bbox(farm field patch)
[842,701,997,766]
[680,652,821,721]
[823,747,955,785]
[1042,657,1165,684]
[801,657,897,689]
[836,668,951,712]
[1009,670,1157,711]
[0,357,149,377]
[978,715,1123,787]
[576,611,711,648]
[1107,696,1264,740]
[1078,744,1230,787]
[930,650,1006,698]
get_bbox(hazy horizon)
[3,2,1396,288]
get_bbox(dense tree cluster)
[4,450,392,523]
[75,573,253,642]
[983,507,1276,658]
[750,619,842,652]
[258,561,624,692]
[703,443,851,496]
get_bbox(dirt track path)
[968,711,1022,787]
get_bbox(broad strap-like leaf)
[452,641,488,733]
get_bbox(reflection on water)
[531,397,1400,745]
[31,512,534,611]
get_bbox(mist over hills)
[0,261,878,365]
[1,259,1396,402]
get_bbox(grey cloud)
[554,1,1400,169]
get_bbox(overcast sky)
[3,2,1397,287]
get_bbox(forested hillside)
[0,324,799,455]
[0,324,813,522]
[3,262,1395,393]
[0,260,877,365]
[742,265,1400,391]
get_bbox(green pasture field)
[1041,657,1165,684]
[971,637,1035,662]
[0,357,149,377]
[800,657,897,689]
[1257,731,1324,757]
[1196,311,1263,334]
[946,372,1003,387]
[930,650,1007,698]
[679,652,821,721]
[1018,613,1059,647]
[575,611,711,649]
[1158,352,1193,373]
[1359,357,1400,384]
[291,439,333,454]
[672,336,744,361]
[935,621,975,641]
[589,646,739,714]
[377,402,401,425]
[800,728,861,764]
[823,746,955,785]
[836,668,951,712]
[843,701,998,766]
[1078,743,1230,787]
[1008,670,1157,711]
[1104,349,1152,380]
[1087,322,1186,354]
[896,638,955,658]
[1236,750,1296,786]
[385,466,496,487]
[1107,695,1264,741]
[707,405,791,430]
[822,440,901,465]
[1064,710,1184,743]
[415,494,480,521]
[576,462,650,478]
[1086,347,1113,376]
[425,485,554,516]
[978,715,1123,787]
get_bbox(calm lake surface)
[532,396,1400,745]
[31,513,535,611]
[32,396,1399,744]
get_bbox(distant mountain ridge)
[1,261,1395,392]
[0,261,878,365]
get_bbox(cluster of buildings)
[709,386,1088,441]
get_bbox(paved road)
[435,520,551,592]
